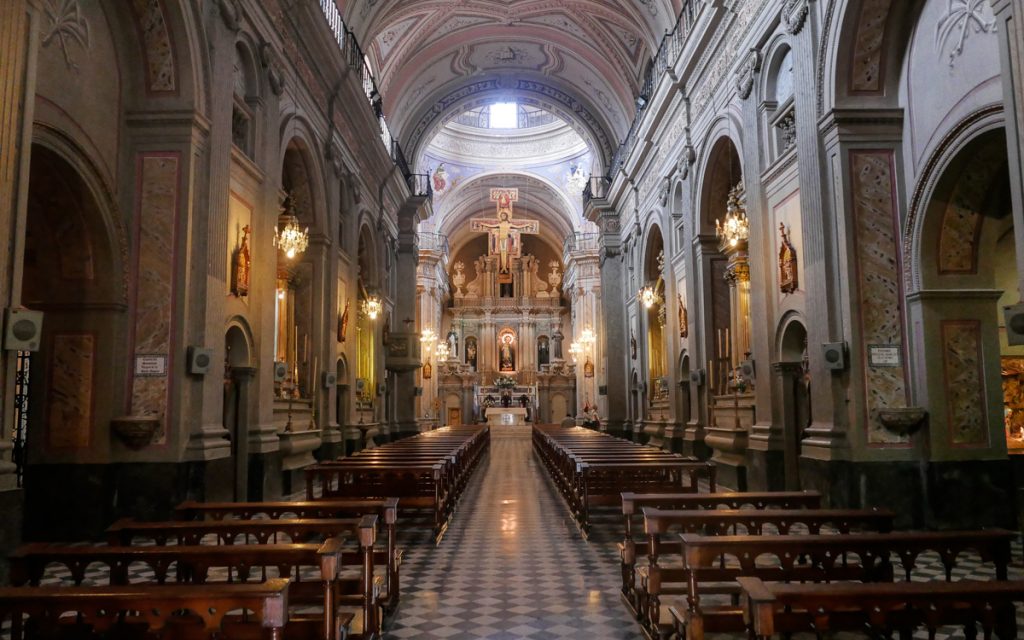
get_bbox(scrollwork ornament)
[260,43,285,96]
[735,49,761,100]
[782,0,810,35]
[217,0,241,32]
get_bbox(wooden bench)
[306,427,489,542]
[9,528,379,639]
[532,426,715,535]
[738,576,1022,640]
[173,498,402,614]
[626,506,894,626]
[664,530,1015,640]
[0,579,290,640]
[618,491,822,601]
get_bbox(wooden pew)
[532,426,715,535]
[618,491,822,602]
[173,498,402,614]
[738,576,1023,640]
[0,579,290,640]
[9,525,379,640]
[664,530,1015,640]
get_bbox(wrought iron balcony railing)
[587,0,701,205]
[317,0,423,200]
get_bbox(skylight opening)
[489,102,518,129]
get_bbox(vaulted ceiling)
[340,0,681,165]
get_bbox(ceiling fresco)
[340,0,681,160]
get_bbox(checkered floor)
[9,428,1024,640]
[386,426,644,639]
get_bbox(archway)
[20,144,127,536]
[223,324,253,500]
[697,137,745,393]
[777,317,809,490]
[641,226,668,420]
[909,129,1014,459]
[677,353,691,447]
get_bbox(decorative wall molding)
[41,0,91,70]
[781,0,811,35]
[735,48,761,100]
[935,0,997,66]
[218,0,241,32]
[260,42,285,96]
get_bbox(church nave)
[387,429,642,640]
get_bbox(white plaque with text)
[868,345,901,368]
[135,354,168,377]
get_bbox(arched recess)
[273,138,328,403]
[230,37,263,159]
[776,314,810,490]
[640,224,668,415]
[355,223,380,415]
[905,127,1014,455]
[695,135,744,391]
[336,354,351,433]
[20,142,128,479]
[819,0,922,114]
[223,320,254,500]
[677,352,691,431]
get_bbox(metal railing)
[407,173,433,199]
[317,0,425,200]
[563,232,601,256]
[591,0,701,201]
[582,175,611,208]
[417,232,449,254]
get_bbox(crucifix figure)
[470,188,539,276]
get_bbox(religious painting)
[232,225,251,297]
[779,223,799,294]
[465,337,478,370]
[337,301,349,343]
[422,361,432,380]
[499,330,516,372]
[678,294,688,338]
[432,163,448,193]
[1003,357,1024,450]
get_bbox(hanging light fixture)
[639,285,659,309]
[579,326,596,347]
[362,295,382,320]
[715,184,749,249]
[435,342,450,362]
[274,194,310,260]
[568,341,582,362]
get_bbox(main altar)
[430,188,577,425]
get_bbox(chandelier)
[274,195,310,260]
[715,184,749,249]
[579,326,596,347]
[420,328,437,357]
[568,341,583,362]
[362,295,382,320]
[435,342,450,362]
[639,285,661,309]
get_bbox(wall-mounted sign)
[868,344,901,368]
[135,354,168,377]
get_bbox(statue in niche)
[538,336,550,366]
[630,331,638,360]
[466,338,478,370]
[678,294,688,339]
[779,223,799,294]
[232,225,251,297]
[500,334,516,372]
[338,301,349,342]
[552,328,564,360]
[446,330,458,359]
[422,361,432,380]
[584,358,595,378]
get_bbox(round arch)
[225,318,255,368]
[694,131,744,237]
[279,118,329,234]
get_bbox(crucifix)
[470,188,539,279]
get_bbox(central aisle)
[386,428,644,639]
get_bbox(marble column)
[595,213,628,437]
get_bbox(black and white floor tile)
[10,427,1024,640]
